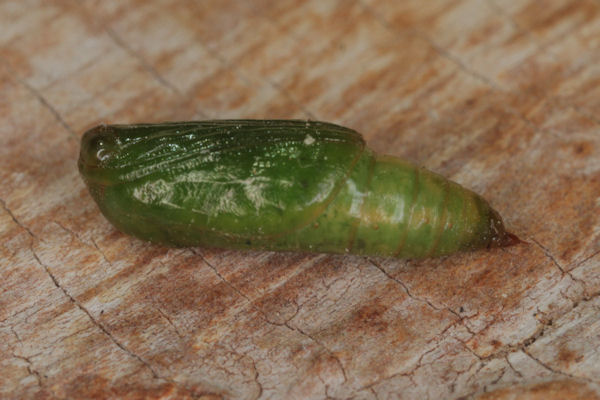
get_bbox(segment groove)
[394,165,420,257]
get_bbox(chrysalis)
[78,120,519,258]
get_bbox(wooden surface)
[1,1,599,399]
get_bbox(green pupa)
[78,120,518,258]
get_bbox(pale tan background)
[1,1,599,399]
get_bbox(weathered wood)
[1,1,599,399]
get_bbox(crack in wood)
[52,220,113,266]
[358,343,443,392]
[466,294,600,388]
[0,303,39,325]
[288,322,348,385]
[0,198,39,241]
[504,354,524,378]
[0,58,77,140]
[216,342,264,400]
[367,242,600,392]
[154,304,184,339]
[12,353,44,387]
[369,258,483,344]
[191,249,317,327]
[102,27,180,95]
[570,248,600,271]
[530,238,589,295]
[367,259,445,313]
[39,50,106,91]
[29,247,163,381]
[191,249,347,391]
[522,348,599,385]
[10,326,23,346]
[63,68,133,115]
[189,249,270,319]
[359,0,600,139]
[246,351,264,400]
[77,0,318,121]
[369,387,381,400]
[484,0,559,60]
[357,0,502,91]
[89,237,113,266]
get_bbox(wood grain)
[1,1,599,399]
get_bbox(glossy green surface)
[79,120,513,258]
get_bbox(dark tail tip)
[487,231,525,249]
[500,232,526,247]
